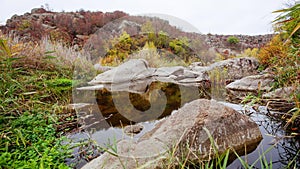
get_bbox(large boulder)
[82,99,262,169]
[89,59,152,84]
[86,59,210,88]
[226,74,274,103]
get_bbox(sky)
[0,0,291,35]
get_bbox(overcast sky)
[0,0,290,35]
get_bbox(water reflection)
[79,80,210,131]
[225,104,300,168]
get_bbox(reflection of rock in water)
[95,81,210,128]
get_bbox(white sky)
[0,0,290,35]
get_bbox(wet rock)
[265,100,295,112]
[262,86,299,112]
[225,74,274,103]
[82,99,262,169]
[124,124,144,136]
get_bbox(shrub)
[227,36,240,45]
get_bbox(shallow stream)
[70,81,299,168]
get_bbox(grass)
[0,33,95,168]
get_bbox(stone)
[93,63,113,72]
[88,59,152,84]
[262,86,299,112]
[226,74,274,91]
[86,60,210,89]
[31,8,47,14]
[263,86,297,100]
[153,66,185,77]
[225,74,274,103]
[124,124,144,136]
[82,99,262,169]
[190,57,259,81]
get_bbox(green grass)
[0,36,76,168]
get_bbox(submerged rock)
[124,124,144,136]
[82,99,262,169]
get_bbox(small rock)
[124,124,144,136]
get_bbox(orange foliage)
[257,35,289,67]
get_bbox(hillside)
[0,8,273,64]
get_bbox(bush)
[227,36,239,45]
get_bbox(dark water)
[71,81,299,168]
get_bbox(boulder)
[191,57,259,82]
[226,74,274,92]
[86,59,210,88]
[82,99,262,169]
[93,63,113,72]
[153,66,185,77]
[225,74,274,103]
[89,59,152,84]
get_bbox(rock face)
[226,74,274,103]
[82,99,262,169]
[203,34,273,53]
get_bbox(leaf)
[44,55,57,59]
[44,50,56,54]
[14,129,26,147]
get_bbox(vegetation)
[256,1,300,129]
[101,30,201,66]
[1,3,299,168]
[0,33,93,168]
[227,36,240,45]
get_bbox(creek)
[70,81,299,168]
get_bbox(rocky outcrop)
[82,59,210,89]
[82,99,262,169]
[203,34,274,53]
[1,9,128,45]
[225,74,274,103]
